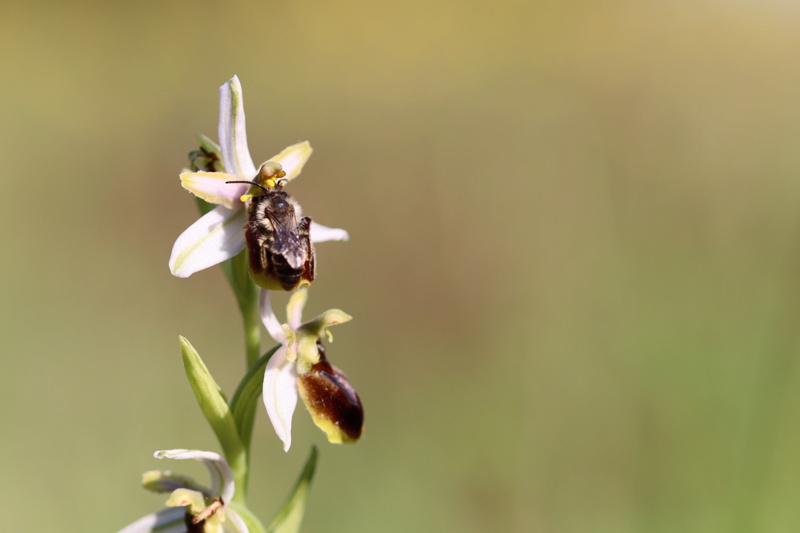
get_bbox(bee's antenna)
[226,180,268,192]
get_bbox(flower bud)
[188,135,223,172]
[297,341,363,444]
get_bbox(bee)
[227,163,315,291]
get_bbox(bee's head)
[264,191,301,218]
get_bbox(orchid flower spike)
[169,75,349,285]
[261,289,364,451]
[118,449,248,533]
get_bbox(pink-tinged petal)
[154,449,234,503]
[263,347,299,452]
[117,507,186,533]
[219,76,257,180]
[169,205,247,278]
[266,141,313,182]
[260,289,288,344]
[180,171,248,209]
[310,221,350,243]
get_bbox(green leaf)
[230,345,280,451]
[266,446,319,533]
[179,336,247,503]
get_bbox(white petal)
[219,76,257,180]
[262,347,298,452]
[260,289,288,344]
[154,449,235,502]
[266,141,313,182]
[117,507,186,533]
[180,171,248,209]
[310,221,350,243]
[169,205,247,278]
[223,509,250,533]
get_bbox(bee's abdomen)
[268,254,305,291]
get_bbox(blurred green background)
[3,0,800,531]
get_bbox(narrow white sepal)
[169,205,248,277]
[267,141,313,182]
[219,76,257,181]
[260,289,288,344]
[310,221,350,243]
[117,507,186,533]
[262,347,298,452]
[154,449,235,503]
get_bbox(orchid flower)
[169,75,348,280]
[261,289,364,451]
[118,449,248,533]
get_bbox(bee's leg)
[298,217,312,235]
[300,217,315,283]
[244,224,266,276]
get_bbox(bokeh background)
[3,0,800,531]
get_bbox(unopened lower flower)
[118,449,247,533]
[261,289,364,451]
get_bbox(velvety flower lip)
[169,75,348,279]
[260,289,363,452]
[118,449,248,533]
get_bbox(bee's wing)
[268,213,308,270]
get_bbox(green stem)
[219,248,262,368]
[242,290,262,368]
[219,248,261,497]
[234,301,260,497]
[195,198,261,368]
[230,456,248,506]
